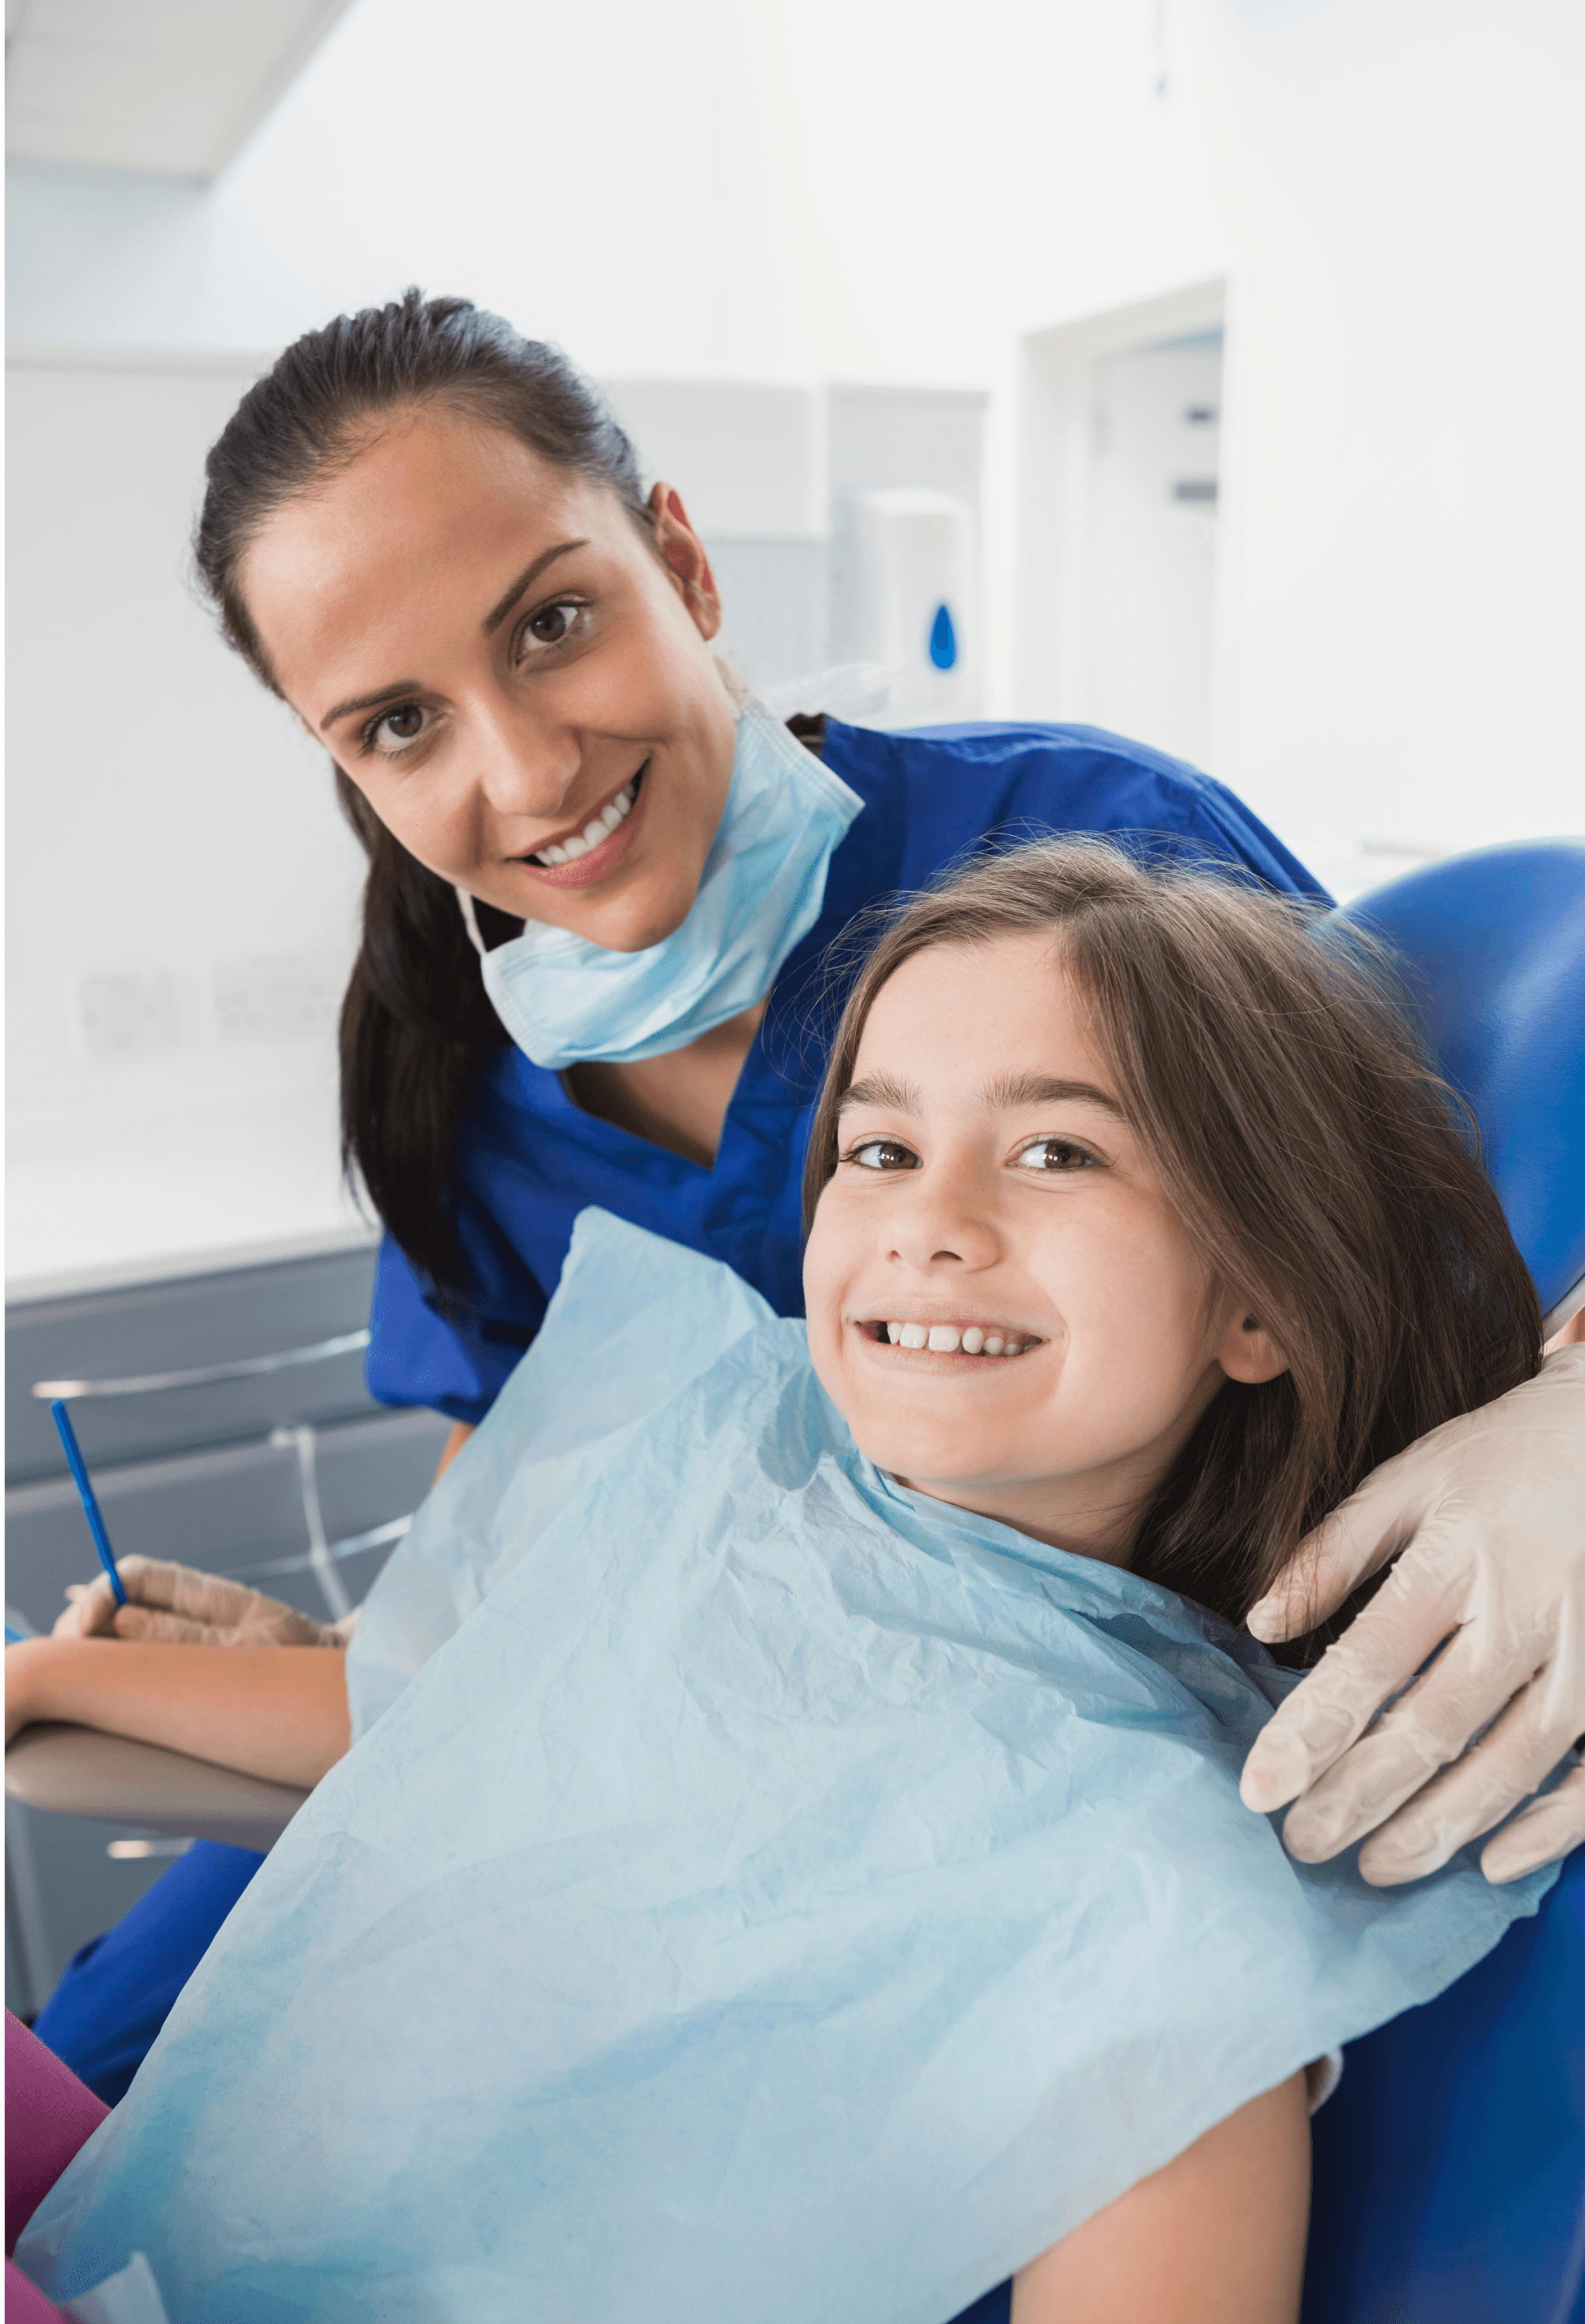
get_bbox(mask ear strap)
[455,887,487,959]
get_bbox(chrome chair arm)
[32,1329,371,1402]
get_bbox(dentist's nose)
[472,700,582,823]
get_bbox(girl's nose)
[886,1169,1001,1274]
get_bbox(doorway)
[1016,282,1226,772]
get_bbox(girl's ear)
[1217,1310,1290,1385]
[649,481,722,640]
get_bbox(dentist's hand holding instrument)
[53,1557,353,1650]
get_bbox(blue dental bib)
[19,1214,1555,2324]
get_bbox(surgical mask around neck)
[464,699,863,1073]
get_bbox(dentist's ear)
[649,482,722,640]
[1217,1311,1290,1385]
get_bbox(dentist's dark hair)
[194,289,652,1288]
[803,839,1541,1653]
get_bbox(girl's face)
[804,933,1286,1563]
[239,407,738,951]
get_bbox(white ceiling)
[5,0,357,180]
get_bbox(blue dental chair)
[1302,840,1585,2324]
[950,839,1585,2324]
[1347,839,1585,1339]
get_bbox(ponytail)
[332,774,518,1287]
[194,290,649,1285]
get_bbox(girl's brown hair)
[802,839,1541,1648]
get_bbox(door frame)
[1013,279,1228,744]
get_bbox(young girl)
[17,842,1557,2324]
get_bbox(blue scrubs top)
[368,719,1325,1423]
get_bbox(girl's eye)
[1012,1136,1098,1175]
[846,1137,920,1173]
[520,599,584,655]
[364,702,430,755]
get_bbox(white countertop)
[7,1054,375,1302]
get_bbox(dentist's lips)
[513,763,649,890]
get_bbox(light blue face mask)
[460,699,863,1072]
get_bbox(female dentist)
[22,290,1583,2100]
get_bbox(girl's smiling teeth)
[526,767,643,866]
[868,1320,1038,1357]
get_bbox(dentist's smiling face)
[239,405,739,951]
[804,933,1286,1562]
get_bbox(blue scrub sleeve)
[365,1236,541,1424]
[30,1843,265,2107]
[1187,775,1331,903]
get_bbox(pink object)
[5,2010,108,2259]
[6,2254,71,2321]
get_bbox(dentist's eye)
[845,1137,920,1173]
[518,598,586,656]
[1012,1136,1098,1174]
[361,702,431,757]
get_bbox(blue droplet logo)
[929,602,958,671]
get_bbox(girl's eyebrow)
[983,1072,1125,1117]
[840,1070,1124,1117]
[839,1072,918,1113]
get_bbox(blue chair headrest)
[1331,839,1585,1334]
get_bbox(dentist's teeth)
[982,1334,1006,1357]
[1002,1339,1024,1356]
[899,1324,929,1350]
[961,1326,985,1355]
[927,1325,960,1352]
[886,1322,903,1344]
[533,781,638,865]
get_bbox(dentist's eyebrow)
[839,1072,920,1114]
[319,679,423,732]
[983,1072,1126,1116]
[481,538,588,635]
[318,540,590,728]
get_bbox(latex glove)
[1240,1346,1585,1886]
[52,1555,353,1649]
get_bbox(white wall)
[740,0,1585,857]
[4,0,805,378]
[12,0,1581,849]
[4,0,811,1289]
[5,353,371,1289]
[8,0,1583,1287]
[1208,1,1585,864]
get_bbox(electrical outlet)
[212,952,341,1044]
[76,970,182,1058]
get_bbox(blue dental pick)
[50,1399,128,1607]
